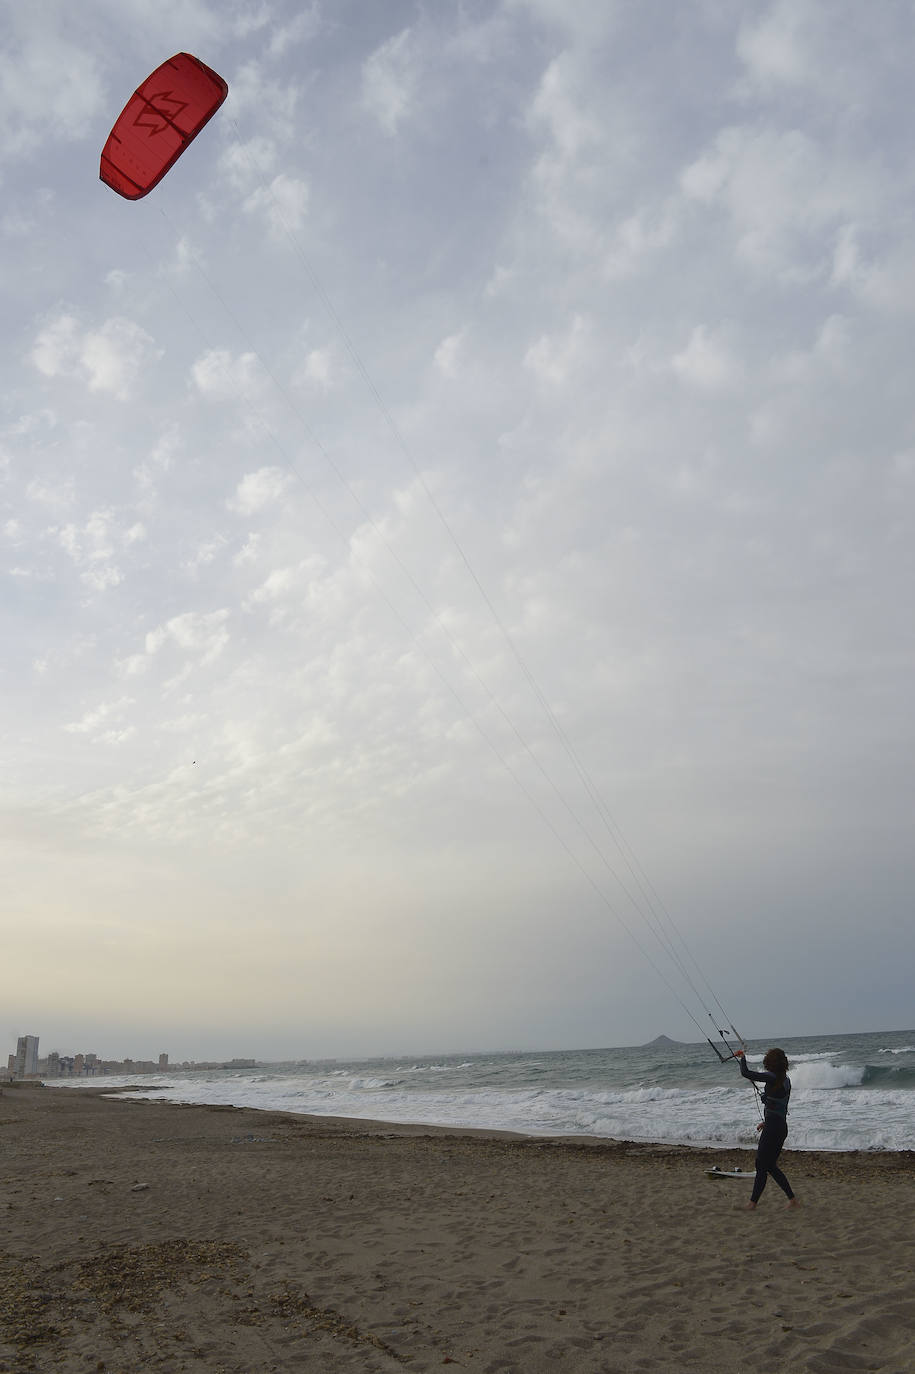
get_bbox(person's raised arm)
[735,1050,774,1084]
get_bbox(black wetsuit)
[739,1058,795,1203]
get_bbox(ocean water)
[53,1029,915,1152]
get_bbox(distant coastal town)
[4,1034,257,1080]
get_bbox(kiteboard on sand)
[705,1166,750,1179]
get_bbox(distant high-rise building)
[15,1035,39,1077]
[159,1053,168,1069]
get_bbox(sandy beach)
[1,1084,913,1373]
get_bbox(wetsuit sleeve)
[739,1058,776,1085]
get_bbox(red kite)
[100,52,228,200]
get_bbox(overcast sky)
[3,0,914,1063]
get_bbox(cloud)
[504,0,616,46]
[227,466,293,515]
[831,223,861,289]
[233,533,262,567]
[5,407,57,439]
[65,697,134,738]
[230,0,271,40]
[768,313,851,386]
[149,429,182,472]
[362,28,419,135]
[80,564,124,592]
[243,172,310,236]
[831,228,915,316]
[116,653,149,679]
[48,508,146,592]
[228,59,301,142]
[158,235,199,279]
[243,565,297,609]
[483,264,517,299]
[602,204,677,280]
[144,609,230,665]
[736,0,815,89]
[26,476,75,510]
[219,136,279,193]
[293,345,337,392]
[747,314,856,447]
[672,324,744,392]
[523,314,590,386]
[81,322,160,398]
[679,125,870,278]
[433,331,465,379]
[183,534,229,576]
[191,348,266,402]
[734,0,899,108]
[30,316,80,378]
[30,314,162,400]
[2,207,37,238]
[521,51,623,259]
[266,5,321,58]
[0,29,106,161]
[527,54,601,162]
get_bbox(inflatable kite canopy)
[100,52,228,200]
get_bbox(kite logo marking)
[135,91,189,137]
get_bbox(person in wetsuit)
[735,1048,800,1209]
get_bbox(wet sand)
[1,1083,913,1372]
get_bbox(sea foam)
[46,1030,915,1152]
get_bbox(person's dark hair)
[763,1048,789,1082]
